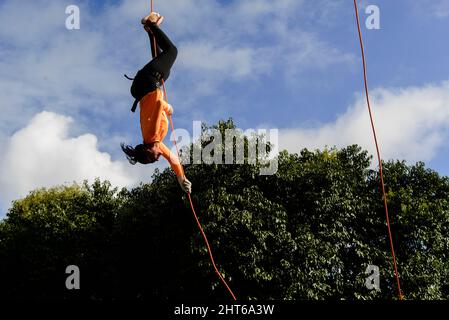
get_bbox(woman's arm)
[159,142,192,193]
[158,142,184,177]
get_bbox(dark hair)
[121,143,153,165]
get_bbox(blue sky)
[1,0,449,216]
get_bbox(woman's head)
[121,142,162,165]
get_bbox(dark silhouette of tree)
[0,119,448,300]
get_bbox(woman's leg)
[140,23,178,82]
[147,29,161,59]
[146,23,176,53]
[131,24,178,100]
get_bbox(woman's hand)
[166,103,174,116]
[177,176,192,194]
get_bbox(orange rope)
[168,115,237,301]
[353,0,403,300]
[149,1,237,301]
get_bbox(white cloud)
[282,30,355,76]
[0,1,66,46]
[423,0,449,18]
[169,0,354,106]
[177,41,275,85]
[178,42,254,77]
[279,81,449,163]
[433,0,449,17]
[0,111,158,213]
[413,0,449,18]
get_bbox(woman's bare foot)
[155,15,164,26]
[141,12,163,26]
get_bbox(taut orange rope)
[353,0,403,300]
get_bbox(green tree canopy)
[0,120,448,300]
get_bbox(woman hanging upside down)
[121,12,192,193]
